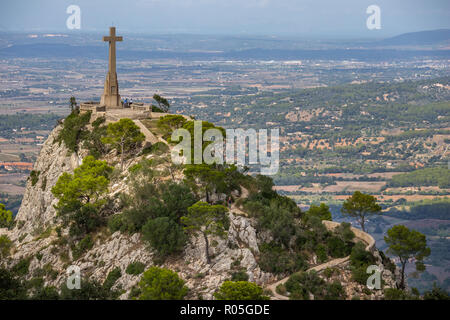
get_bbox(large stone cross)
[100,26,123,108]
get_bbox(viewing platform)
[80,101,153,121]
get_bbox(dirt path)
[265,221,375,300]
[266,256,351,300]
[227,191,376,300]
[133,119,159,144]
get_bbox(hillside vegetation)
[0,110,405,300]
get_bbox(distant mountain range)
[378,29,450,46]
[0,29,449,61]
[0,44,449,61]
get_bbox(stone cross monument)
[100,26,123,108]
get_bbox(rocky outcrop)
[1,124,273,299]
[2,122,400,300]
[179,212,274,299]
[9,127,80,243]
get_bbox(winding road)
[265,220,376,300]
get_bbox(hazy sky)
[1,0,449,37]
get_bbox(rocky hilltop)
[0,111,401,300]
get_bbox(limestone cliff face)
[2,123,400,300]
[10,126,80,242]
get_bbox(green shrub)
[149,141,170,155]
[138,267,188,300]
[423,284,450,300]
[326,236,351,258]
[18,234,27,243]
[157,115,187,138]
[323,267,336,279]
[334,222,355,242]
[285,271,343,300]
[231,270,249,282]
[231,258,241,268]
[352,265,370,285]
[120,181,196,233]
[349,242,376,285]
[52,156,112,237]
[56,110,91,153]
[79,234,94,250]
[0,234,12,259]
[108,214,125,233]
[0,268,27,299]
[60,277,119,300]
[55,226,62,237]
[72,235,94,260]
[82,116,108,158]
[43,264,59,280]
[242,177,300,248]
[142,217,187,258]
[41,177,47,191]
[29,170,40,186]
[384,288,417,300]
[242,201,267,218]
[140,145,153,155]
[259,242,307,275]
[151,105,164,113]
[103,267,122,291]
[27,277,44,290]
[302,215,330,246]
[258,206,297,247]
[36,227,52,240]
[101,118,145,169]
[214,281,269,300]
[324,281,346,300]
[126,262,146,275]
[11,257,31,276]
[362,287,372,295]
[305,203,332,221]
[285,271,325,300]
[276,284,287,295]
[379,250,397,274]
[315,244,328,263]
[30,285,60,300]
[350,242,375,267]
[128,285,141,299]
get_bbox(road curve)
[265,220,376,300]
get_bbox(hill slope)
[379,29,450,46]
[0,112,400,300]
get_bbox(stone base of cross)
[100,71,121,108]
